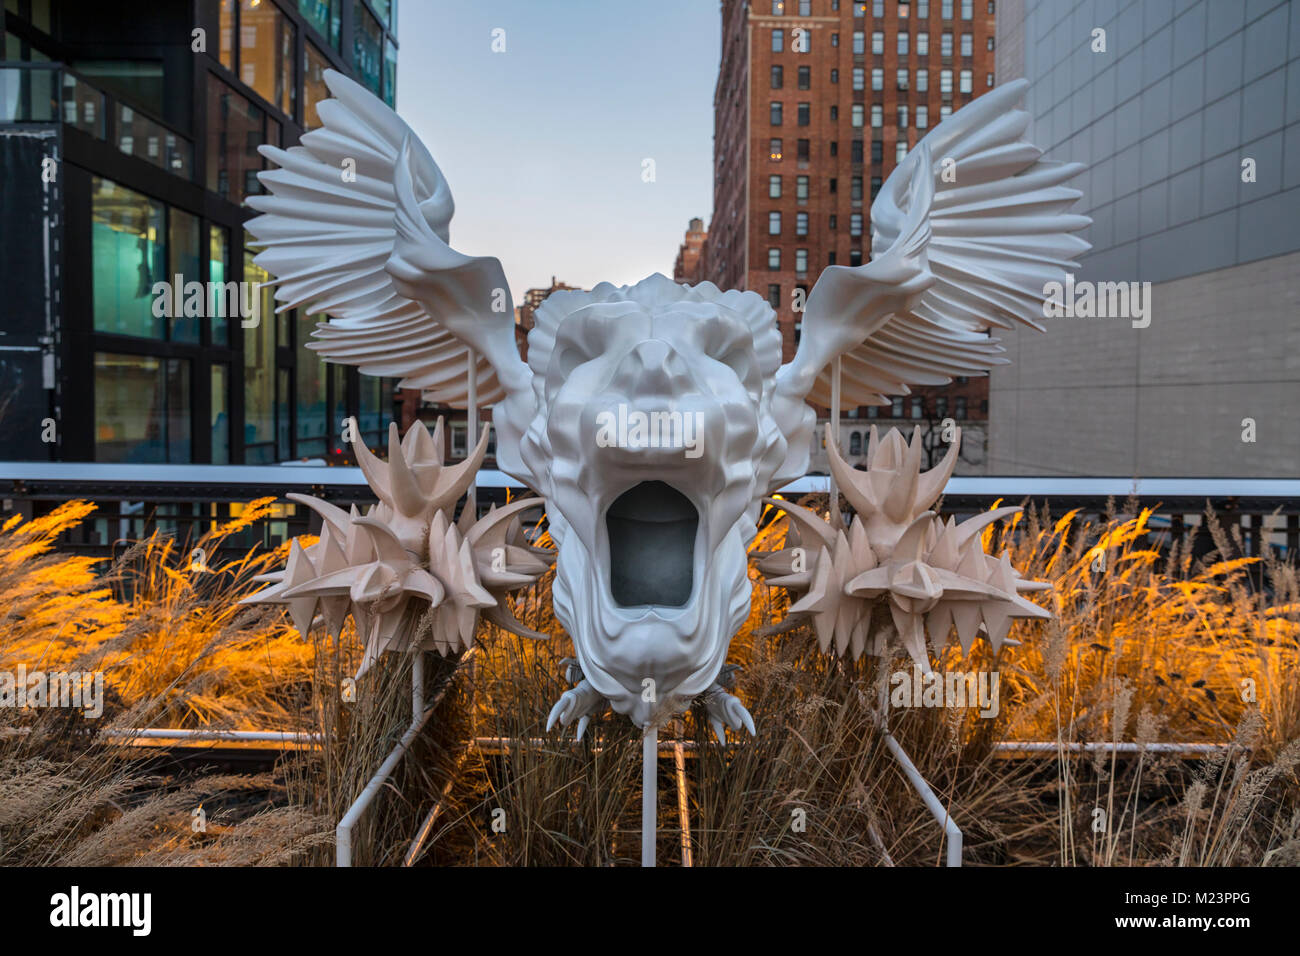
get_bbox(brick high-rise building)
[673,217,709,283]
[706,0,999,472]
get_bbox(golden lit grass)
[1,495,1296,865]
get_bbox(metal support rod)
[673,733,693,867]
[829,355,841,519]
[466,348,479,517]
[881,731,963,867]
[642,724,657,868]
[337,651,467,867]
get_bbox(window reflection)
[239,0,295,116]
[212,362,230,464]
[298,0,341,50]
[94,353,191,463]
[168,209,202,343]
[91,177,165,339]
[297,311,328,457]
[353,3,382,96]
[206,74,264,204]
[243,242,276,462]
[303,41,329,129]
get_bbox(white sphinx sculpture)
[245,70,1087,738]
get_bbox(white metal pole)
[642,724,657,867]
[829,355,842,521]
[466,348,479,517]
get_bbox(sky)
[395,0,722,305]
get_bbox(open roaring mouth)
[605,481,698,608]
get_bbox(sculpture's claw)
[558,656,583,685]
[701,683,755,742]
[575,714,590,742]
[546,678,604,735]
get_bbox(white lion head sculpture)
[245,70,1088,738]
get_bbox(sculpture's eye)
[606,481,697,607]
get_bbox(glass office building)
[0,0,401,463]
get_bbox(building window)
[851,139,863,162]
[830,104,839,121]
[769,211,782,235]
[768,248,782,270]
[800,0,812,16]
[772,29,785,52]
[849,432,862,455]
[898,32,909,55]
[239,0,296,116]
[899,105,908,128]
[850,175,863,200]
[962,0,973,18]
[794,320,803,344]
[850,213,864,235]
[168,210,202,344]
[829,177,838,193]
[206,74,265,202]
[353,1,383,95]
[896,141,908,162]
[873,0,884,14]
[855,67,866,90]
[897,68,909,89]
[918,0,929,14]
[94,353,191,463]
[298,0,342,50]
[871,175,882,198]
[869,68,881,90]
[798,65,811,89]
[828,251,837,265]
[851,103,865,127]
[297,311,328,456]
[940,69,953,92]
[853,31,865,54]
[959,69,972,92]
[987,72,995,87]
[867,405,879,419]
[935,397,948,418]
[771,101,783,125]
[303,40,331,128]
[956,397,968,419]
[770,137,783,160]
[91,177,165,340]
[796,211,809,235]
[891,397,904,417]
[960,33,973,56]
[940,104,952,119]
[987,36,995,51]
[942,0,953,18]
[916,69,928,91]
[871,139,883,162]
[209,225,231,346]
[211,362,230,464]
[911,396,924,418]
[771,0,784,13]
[768,284,781,309]
[244,241,278,463]
[870,31,883,54]
[917,104,929,128]
[770,174,783,198]
[796,174,810,199]
[831,140,839,156]
[797,138,810,160]
[830,68,839,83]
[829,214,838,229]
[917,32,929,55]
[941,32,953,56]
[798,102,811,125]
[771,64,784,88]
[795,248,809,273]
[871,103,882,127]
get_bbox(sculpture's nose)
[614,339,690,395]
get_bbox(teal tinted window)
[298,0,341,49]
[168,208,202,343]
[91,177,165,339]
[94,353,191,462]
[353,3,382,95]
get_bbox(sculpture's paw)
[545,676,605,742]
[701,683,755,745]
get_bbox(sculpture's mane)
[524,273,784,406]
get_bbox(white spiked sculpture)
[245,70,1087,743]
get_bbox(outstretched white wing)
[245,69,508,407]
[788,78,1091,408]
